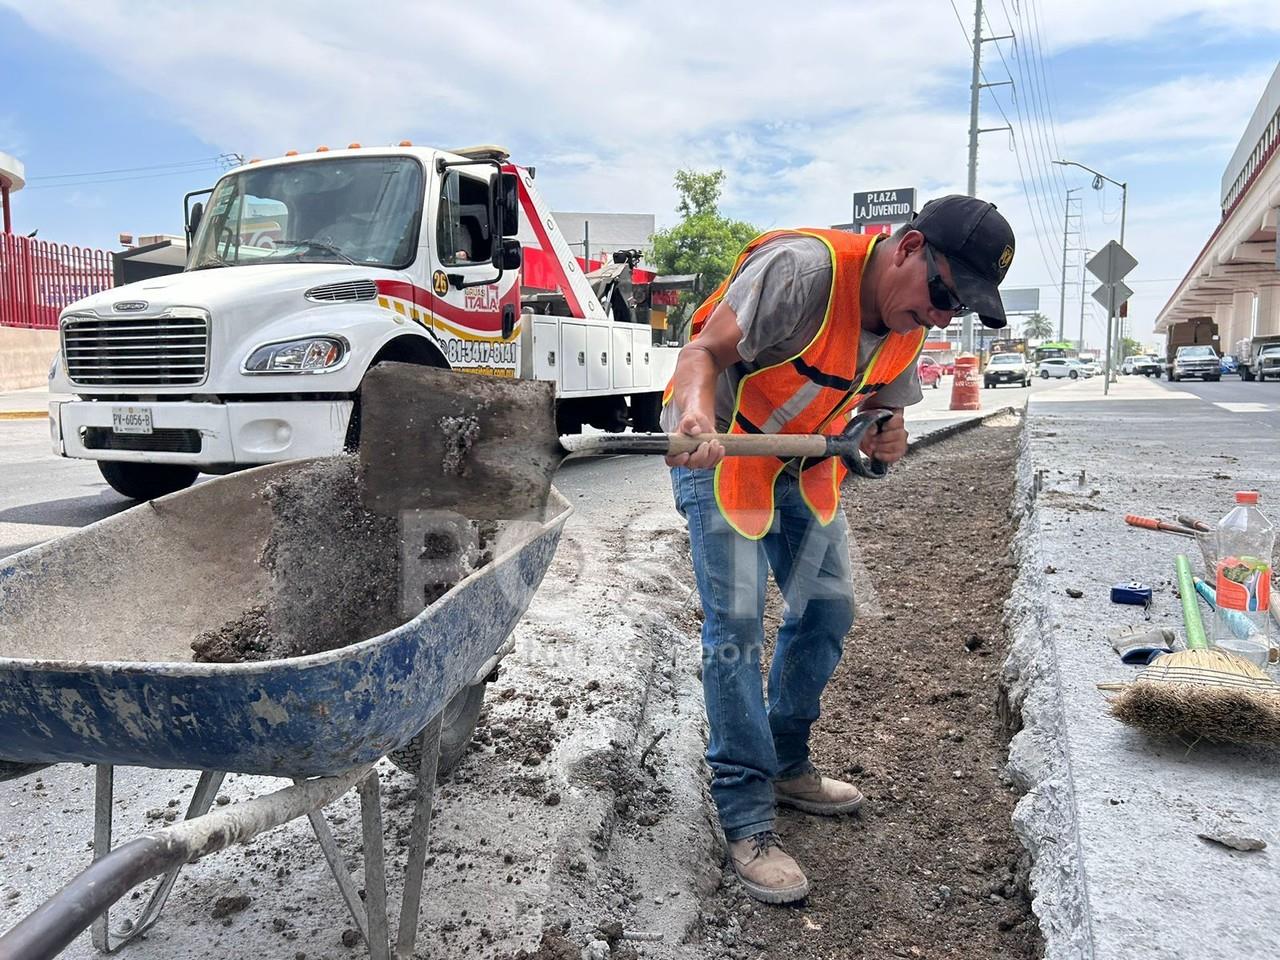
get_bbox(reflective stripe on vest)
[663,228,925,539]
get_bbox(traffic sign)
[1092,280,1133,311]
[1087,241,1137,285]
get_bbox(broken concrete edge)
[907,406,1019,455]
[999,417,1093,959]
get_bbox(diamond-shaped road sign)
[1092,280,1134,311]
[1087,240,1138,286]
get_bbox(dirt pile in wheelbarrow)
[192,456,405,662]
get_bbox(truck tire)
[1206,375,1220,382]
[630,392,663,433]
[1259,373,1267,383]
[389,681,487,780]
[1243,369,1255,382]
[98,461,199,500]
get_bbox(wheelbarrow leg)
[357,771,393,960]
[90,766,225,953]
[394,715,443,960]
[303,718,443,960]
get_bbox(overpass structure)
[1155,61,1280,353]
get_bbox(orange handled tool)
[1125,514,1198,537]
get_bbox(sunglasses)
[923,244,968,316]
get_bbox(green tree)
[1121,336,1143,358]
[1021,312,1054,340]
[650,169,759,336]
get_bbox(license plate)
[112,406,153,435]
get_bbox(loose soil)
[191,456,405,662]
[696,417,1042,959]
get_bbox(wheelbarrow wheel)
[389,681,487,779]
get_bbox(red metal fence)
[0,233,114,329]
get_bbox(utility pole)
[963,0,1012,355]
[963,0,983,356]
[1058,189,1079,341]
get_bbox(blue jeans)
[671,466,856,841]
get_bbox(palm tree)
[1022,312,1054,340]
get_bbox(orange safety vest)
[663,229,925,539]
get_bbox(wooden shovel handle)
[561,432,829,457]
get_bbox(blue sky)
[2,1,1278,349]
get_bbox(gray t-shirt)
[660,235,923,434]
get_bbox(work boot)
[726,831,809,904]
[774,767,864,815]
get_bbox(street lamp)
[1054,159,1129,388]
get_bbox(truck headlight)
[243,336,348,374]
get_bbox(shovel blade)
[358,363,562,520]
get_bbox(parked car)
[941,360,955,375]
[1038,357,1090,380]
[983,352,1031,388]
[1219,354,1239,376]
[1079,359,1103,377]
[1169,344,1221,382]
[917,356,943,389]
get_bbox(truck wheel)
[98,461,199,500]
[389,681,487,781]
[630,392,663,433]
[1244,369,1255,382]
[1259,373,1267,382]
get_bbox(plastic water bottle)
[1213,491,1274,666]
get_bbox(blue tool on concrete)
[1111,581,1153,606]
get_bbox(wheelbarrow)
[0,458,572,959]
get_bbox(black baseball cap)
[908,195,1015,329]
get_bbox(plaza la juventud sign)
[852,188,917,225]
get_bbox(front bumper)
[51,398,354,467]
[985,370,1027,382]
[1174,364,1218,378]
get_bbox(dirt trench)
[693,416,1042,959]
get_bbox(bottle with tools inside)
[1213,491,1274,667]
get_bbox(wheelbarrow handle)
[559,408,895,479]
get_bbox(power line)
[25,167,229,191]
[28,155,234,182]
[947,0,1062,285]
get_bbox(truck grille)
[83,427,203,453]
[62,314,209,386]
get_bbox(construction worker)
[661,196,1016,904]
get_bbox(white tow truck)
[49,145,683,498]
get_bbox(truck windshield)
[189,156,423,270]
[1179,346,1216,358]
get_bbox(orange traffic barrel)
[949,354,981,411]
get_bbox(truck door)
[428,166,520,376]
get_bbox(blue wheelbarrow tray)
[0,458,571,778]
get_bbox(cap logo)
[998,245,1014,271]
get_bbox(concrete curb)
[1000,425,1091,960]
[907,405,1019,454]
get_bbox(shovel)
[358,363,894,520]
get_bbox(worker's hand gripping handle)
[830,408,894,479]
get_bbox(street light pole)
[1054,159,1128,394]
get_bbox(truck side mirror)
[187,201,204,241]
[498,173,520,237]
[493,237,521,271]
